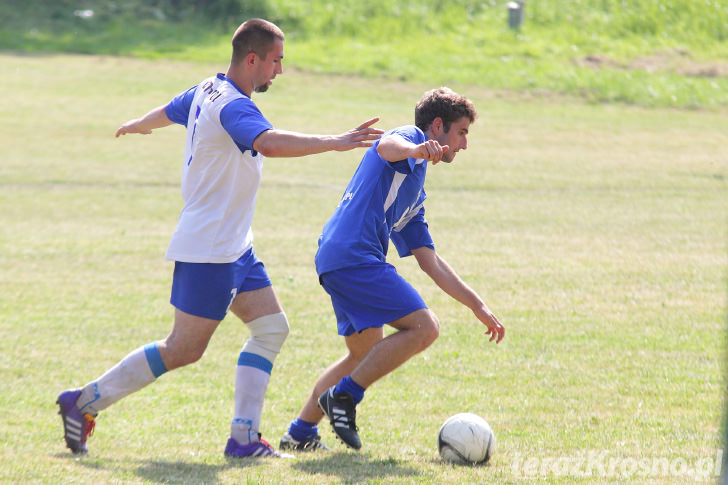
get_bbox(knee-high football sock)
[230,312,288,444]
[76,343,168,416]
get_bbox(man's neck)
[225,65,253,97]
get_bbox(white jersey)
[164,74,273,263]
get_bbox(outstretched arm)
[253,117,383,158]
[377,133,450,164]
[412,246,505,343]
[115,105,174,137]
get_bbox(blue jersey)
[315,125,435,275]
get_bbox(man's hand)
[377,134,449,163]
[115,106,173,138]
[414,139,450,164]
[476,308,505,344]
[333,117,384,151]
[115,119,152,137]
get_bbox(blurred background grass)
[1,0,727,108]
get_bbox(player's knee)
[184,345,208,365]
[346,346,369,364]
[242,312,289,362]
[420,312,440,349]
[161,340,208,369]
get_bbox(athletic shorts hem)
[171,300,227,322]
[338,303,427,337]
[169,248,271,321]
[320,263,427,337]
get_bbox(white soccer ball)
[438,412,495,465]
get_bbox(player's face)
[437,116,470,163]
[254,38,284,93]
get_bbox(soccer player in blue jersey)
[55,18,382,458]
[279,87,505,452]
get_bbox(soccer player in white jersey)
[55,18,382,458]
[279,88,505,452]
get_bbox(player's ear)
[245,52,257,67]
[431,117,444,136]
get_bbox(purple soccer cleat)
[56,389,96,454]
[224,436,294,459]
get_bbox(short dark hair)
[231,19,284,64]
[414,87,477,132]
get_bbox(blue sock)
[334,376,365,405]
[288,418,318,441]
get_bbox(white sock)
[76,343,167,415]
[230,353,272,444]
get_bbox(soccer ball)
[438,412,495,465]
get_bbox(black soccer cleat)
[318,386,361,450]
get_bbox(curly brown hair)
[414,87,477,133]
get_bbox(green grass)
[2,0,728,109]
[1,53,726,483]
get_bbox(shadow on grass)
[67,455,261,483]
[134,459,260,483]
[292,452,420,483]
[56,449,421,483]
[61,452,419,483]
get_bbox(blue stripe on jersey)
[237,351,273,375]
[143,343,168,378]
[165,85,198,126]
[166,74,272,157]
[220,97,272,153]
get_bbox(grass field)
[2,0,728,109]
[0,53,726,483]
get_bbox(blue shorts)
[320,262,427,337]
[170,248,272,321]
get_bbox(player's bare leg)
[350,308,439,388]
[300,327,383,422]
[318,308,439,449]
[158,309,221,370]
[281,327,383,451]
